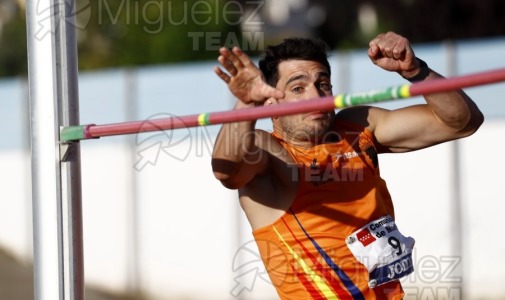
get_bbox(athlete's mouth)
[306,111,327,119]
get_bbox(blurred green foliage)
[312,0,505,49]
[0,10,28,77]
[78,0,242,70]
[0,0,242,76]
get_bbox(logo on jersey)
[356,228,376,247]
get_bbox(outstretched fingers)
[231,47,284,99]
[232,47,254,68]
[214,46,285,104]
[214,66,230,83]
[219,47,245,76]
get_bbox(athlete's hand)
[368,32,421,79]
[214,47,284,106]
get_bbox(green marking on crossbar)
[60,125,86,143]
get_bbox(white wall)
[78,136,279,299]
[0,150,32,260]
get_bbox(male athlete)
[211,32,483,299]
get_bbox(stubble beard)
[279,113,334,143]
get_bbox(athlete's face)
[273,60,334,143]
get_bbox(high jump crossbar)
[60,67,505,143]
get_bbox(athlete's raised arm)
[211,47,285,189]
[341,32,484,153]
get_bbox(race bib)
[346,215,415,288]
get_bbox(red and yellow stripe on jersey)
[253,121,404,300]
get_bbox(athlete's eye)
[319,82,333,91]
[292,86,304,94]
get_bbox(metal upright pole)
[26,0,84,299]
[125,68,141,295]
[445,40,464,299]
[58,0,84,298]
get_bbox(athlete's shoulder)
[335,106,372,127]
[334,105,391,135]
[254,128,280,148]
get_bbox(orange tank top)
[253,121,404,300]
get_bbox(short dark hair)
[258,38,331,87]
